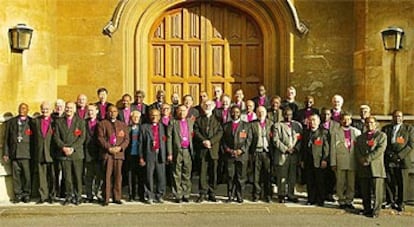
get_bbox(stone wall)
[291,0,355,112]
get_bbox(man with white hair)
[331,94,344,122]
[76,94,88,119]
[194,100,223,202]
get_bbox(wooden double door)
[149,2,263,104]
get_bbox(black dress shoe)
[155,198,164,204]
[252,197,259,202]
[182,197,190,203]
[175,199,182,203]
[196,195,205,203]
[63,199,71,206]
[278,196,286,203]
[36,199,45,204]
[208,196,217,202]
[339,204,347,209]
[287,197,299,203]
[346,204,355,209]
[236,197,244,203]
[114,200,123,204]
[102,201,109,206]
[22,197,30,203]
[265,197,273,203]
[226,197,233,203]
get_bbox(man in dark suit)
[138,108,167,204]
[382,110,414,212]
[95,87,113,121]
[251,106,274,203]
[133,90,149,122]
[355,116,387,218]
[97,105,130,206]
[32,101,56,204]
[295,95,319,129]
[252,85,270,111]
[221,106,252,203]
[300,113,329,206]
[167,105,194,203]
[194,100,223,202]
[84,103,103,203]
[117,93,136,125]
[53,102,86,205]
[3,103,33,203]
[149,90,166,111]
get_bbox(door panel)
[149,3,263,104]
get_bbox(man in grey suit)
[139,108,167,204]
[382,110,414,212]
[330,112,361,209]
[53,102,86,205]
[355,116,387,218]
[273,107,302,203]
[3,103,33,203]
[194,100,223,202]
[167,105,194,203]
[251,106,274,203]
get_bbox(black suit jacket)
[53,116,86,160]
[138,122,167,163]
[4,116,33,160]
[382,123,414,169]
[194,114,224,160]
[32,116,54,163]
[221,121,252,161]
[84,118,100,162]
[95,102,114,121]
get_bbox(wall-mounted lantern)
[381,27,404,51]
[8,24,33,52]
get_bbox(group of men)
[2,86,412,218]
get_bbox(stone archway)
[120,0,297,100]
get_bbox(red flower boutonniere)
[367,139,375,147]
[162,135,167,142]
[314,138,323,146]
[296,133,303,141]
[25,129,32,136]
[269,132,273,138]
[74,129,82,136]
[191,131,195,138]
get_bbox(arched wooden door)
[149,2,263,104]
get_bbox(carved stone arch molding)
[116,0,307,95]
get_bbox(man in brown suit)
[194,100,223,202]
[382,110,414,212]
[32,101,56,203]
[97,105,130,206]
[356,116,387,218]
[3,103,33,203]
[53,102,86,205]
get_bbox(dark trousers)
[360,177,384,215]
[199,151,218,196]
[12,159,31,199]
[125,155,145,200]
[304,162,325,204]
[61,159,83,201]
[385,167,404,206]
[277,154,298,198]
[54,160,65,198]
[324,167,336,198]
[253,152,271,199]
[227,158,247,199]
[84,160,103,200]
[37,162,55,201]
[103,158,123,202]
[145,160,166,200]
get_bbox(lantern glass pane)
[383,35,397,50]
